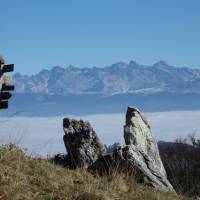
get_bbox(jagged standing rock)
[63,118,106,168]
[124,107,167,176]
[62,107,175,193]
[123,106,175,192]
[89,107,175,193]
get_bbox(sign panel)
[0,57,14,109]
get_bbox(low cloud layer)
[0,110,200,155]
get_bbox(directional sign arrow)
[1,84,15,91]
[0,101,8,109]
[2,64,14,74]
[0,92,12,100]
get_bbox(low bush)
[159,134,200,197]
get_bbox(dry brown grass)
[0,144,191,200]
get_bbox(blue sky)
[0,0,200,75]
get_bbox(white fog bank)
[0,110,200,156]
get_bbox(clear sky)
[0,0,200,75]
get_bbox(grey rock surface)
[62,107,175,193]
[89,106,175,192]
[123,106,175,192]
[63,118,106,168]
[124,107,166,173]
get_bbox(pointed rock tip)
[126,106,141,124]
[127,106,141,113]
[126,106,151,129]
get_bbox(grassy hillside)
[0,144,191,200]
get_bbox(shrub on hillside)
[158,134,200,196]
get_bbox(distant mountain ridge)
[3,60,200,116]
[14,61,200,96]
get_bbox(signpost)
[0,56,14,109]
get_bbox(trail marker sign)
[0,56,14,109]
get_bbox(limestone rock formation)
[124,107,167,176]
[89,107,175,193]
[122,106,175,192]
[62,107,175,193]
[63,118,106,168]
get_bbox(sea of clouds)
[0,110,200,156]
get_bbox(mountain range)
[3,60,200,116]
[14,60,200,96]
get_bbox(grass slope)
[0,145,191,200]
